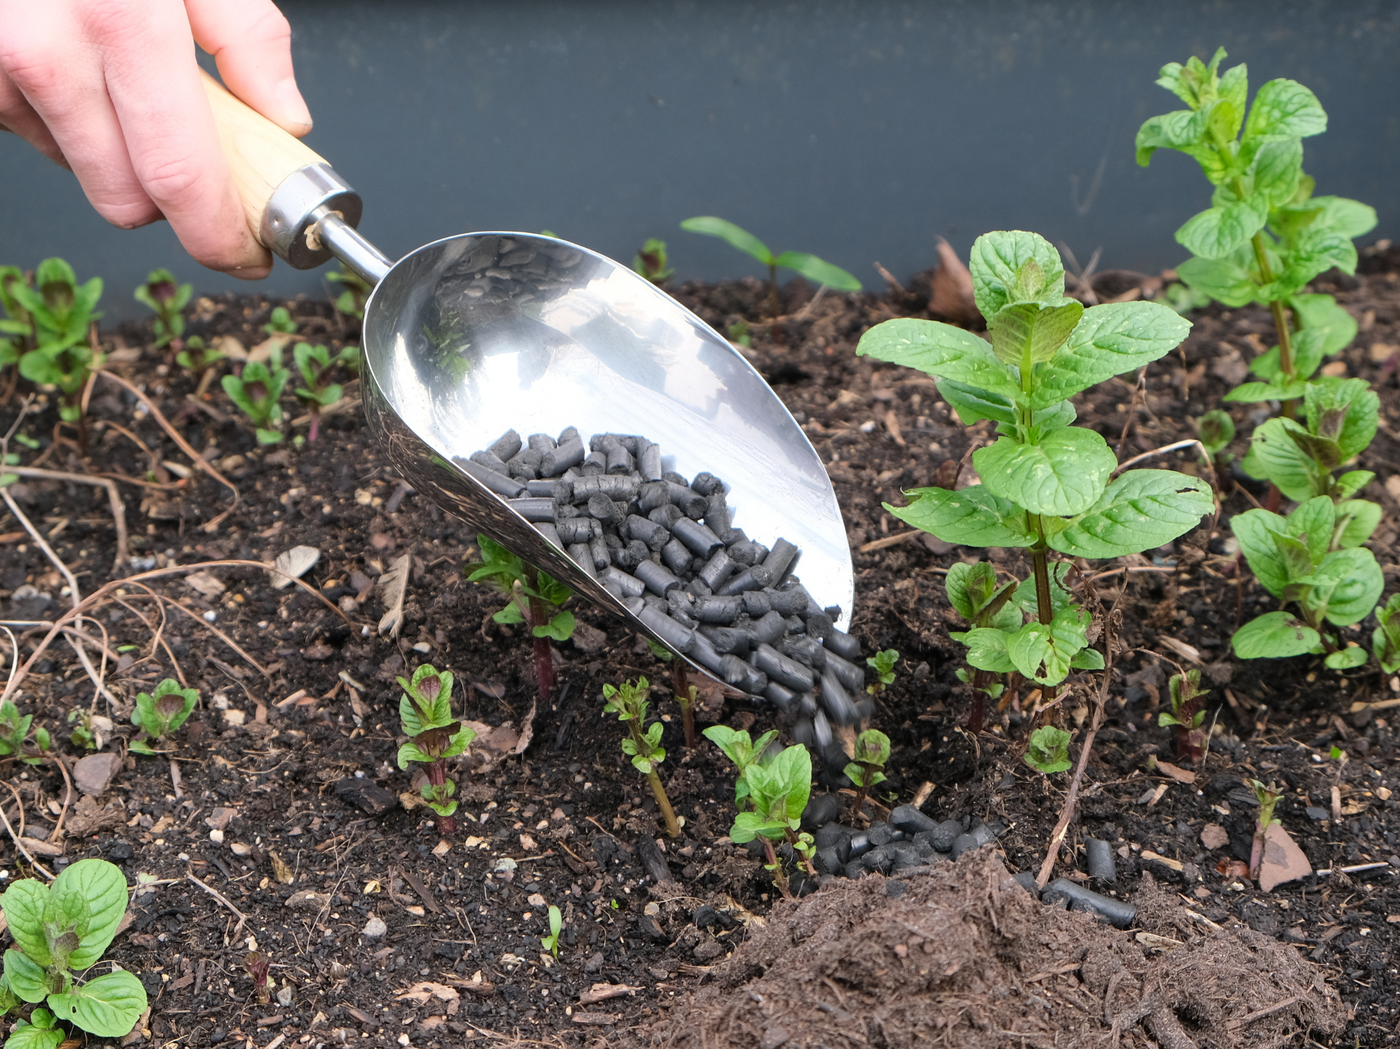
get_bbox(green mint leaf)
[1286,496,1336,565]
[1025,726,1073,774]
[1134,109,1202,167]
[5,1021,65,1049]
[1175,195,1269,259]
[1006,607,1089,686]
[1244,418,1325,501]
[1279,227,1359,291]
[955,627,1017,674]
[945,561,999,620]
[886,486,1035,548]
[51,859,127,969]
[1217,59,1248,121]
[1333,470,1375,501]
[532,610,576,642]
[1012,561,1076,619]
[396,741,433,769]
[1222,380,1309,404]
[1243,78,1327,139]
[973,428,1116,517]
[1027,301,1191,409]
[1070,647,1106,670]
[493,602,526,625]
[1232,611,1320,660]
[729,812,789,844]
[771,251,862,292]
[0,879,52,966]
[1334,499,1381,549]
[1312,548,1384,626]
[987,300,1084,367]
[48,969,148,1038]
[1049,469,1214,559]
[1374,595,1400,673]
[933,380,1017,427]
[1325,646,1369,671]
[856,319,1022,402]
[968,231,1066,318]
[3,948,48,1003]
[679,217,774,266]
[1247,137,1304,205]
[1289,293,1357,356]
[631,755,654,775]
[1311,196,1379,240]
[1175,253,1258,308]
[1306,378,1378,463]
[1196,409,1235,455]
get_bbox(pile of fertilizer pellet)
[457,426,870,733]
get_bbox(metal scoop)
[204,75,853,666]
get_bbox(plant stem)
[766,262,781,319]
[1029,521,1058,708]
[968,669,996,734]
[848,768,873,824]
[428,758,455,835]
[1248,231,1299,421]
[671,662,696,748]
[762,838,793,900]
[643,764,681,839]
[528,595,555,703]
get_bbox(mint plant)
[631,239,674,284]
[245,951,270,1005]
[465,534,574,703]
[222,349,290,445]
[134,268,191,350]
[1230,495,1382,670]
[602,678,680,839]
[681,216,862,317]
[1374,595,1400,674]
[1,259,104,424]
[1159,668,1208,761]
[292,343,356,442]
[857,231,1214,714]
[540,905,562,959]
[1248,779,1283,879]
[0,699,50,766]
[396,664,476,836]
[174,335,225,373]
[128,679,199,755]
[0,859,148,1043]
[708,735,817,899]
[944,561,1017,733]
[327,269,371,320]
[1137,48,1375,418]
[865,649,898,694]
[1195,409,1235,467]
[263,305,297,335]
[843,729,890,822]
[1024,725,1072,775]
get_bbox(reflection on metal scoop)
[201,74,853,680]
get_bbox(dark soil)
[1,242,1398,1048]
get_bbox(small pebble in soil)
[363,915,387,938]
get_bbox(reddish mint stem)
[428,758,455,835]
[528,595,556,703]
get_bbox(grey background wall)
[2,0,1397,319]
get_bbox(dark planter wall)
[2,0,1396,319]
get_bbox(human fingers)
[0,65,67,166]
[186,0,312,137]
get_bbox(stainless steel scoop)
[204,74,854,667]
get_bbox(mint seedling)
[0,858,149,1042]
[681,216,861,317]
[1230,495,1382,669]
[1248,779,1283,879]
[703,725,780,808]
[292,343,357,442]
[465,534,574,703]
[713,739,817,899]
[396,664,476,836]
[865,649,898,694]
[602,678,680,839]
[1373,594,1400,674]
[0,699,50,766]
[134,268,191,350]
[945,561,1017,732]
[263,305,297,335]
[327,269,371,320]
[540,905,562,959]
[222,348,290,445]
[1137,48,1375,416]
[1195,409,1235,466]
[858,231,1214,716]
[843,729,890,822]
[631,239,674,285]
[128,679,199,755]
[175,335,225,373]
[3,259,104,423]
[1024,726,1072,775]
[245,952,271,1005]
[1158,668,1207,761]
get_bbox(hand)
[0,0,312,279]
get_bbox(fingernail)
[276,78,313,131]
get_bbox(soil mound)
[635,850,1342,1048]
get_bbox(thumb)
[185,0,312,136]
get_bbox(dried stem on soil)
[671,661,696,748]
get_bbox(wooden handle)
[200,69,327,248]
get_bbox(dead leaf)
[249,333,295,362]
[512,699,535,756]
[1216,857,1250,879]
[1200,823,1229,850]
[930,238,978,324]
[73,752,122,796]
[579,983,642,1005]
[184,570,226,598]
[1368,341,1397,363]
[1154,759,1196,785]
[1209,348,1250,386]
[211,335,247,360]
[395,982,460,1004]
[270,546,320,589]
[66,796,126,838]
[284,890,331,911]
[377,550,412,637]
[1139,849,1183,872]
[269,851,294,884]
[205,806,238,831]
[1158,636,1202,664]
[20,837,63,857]
[1258,822,1312,892]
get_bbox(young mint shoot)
[396,664,476,837]
[1024,726,1072,775]
[134,268,191,350]
[128,679,199,755]
[263,305,297,335]
[1374,594,1400,674]
[631,239,674,284]
[702,725,780,808]
[681,216,862,317]
[1158,668,1208,761]
[865,649,899,694]
[465,534,574,703]
[174,335,225,374]
[292,343,356,442]
[245,952,271,1005]
[1248,779,1283,878]
[843,729,890,822]
[327,269,371,319]
[0,699,50,766]
[540,905,563,959]
[857,230,1213,723]
[0,858,148,1043]
[602,678,680,839]
[5,259,105,424]
[221,346,290,445]
[1195,409,1236,465]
